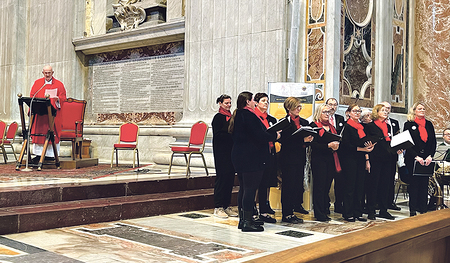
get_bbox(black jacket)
[278,115,310,166]
[231,109,277,173]
[212,113,234,174]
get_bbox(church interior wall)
[2,0,450,165]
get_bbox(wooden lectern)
[16,94,60,170]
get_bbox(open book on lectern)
[292,126,321,138]
[391,130,415,152]
[267,116,291,133]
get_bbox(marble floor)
[0,163,448,262]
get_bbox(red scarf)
[347,118,366,139]
[254,107,274,150]
[219,107,232,121]
[290,113,301,129]
[374,119,391,141]
[415,117,428,142]
[315,121,342,173]
[254,107,269,128]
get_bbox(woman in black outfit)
[229,91,279,232]
[212,94,237,219]
[364,104,395,220]
[310,104,341,222]
[253,93,278,223]
[403,102,436,216]
[339,104,373,222]
[278,97,313,224]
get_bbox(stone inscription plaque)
[91,53,184,114]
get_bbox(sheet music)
[45,89,58,98]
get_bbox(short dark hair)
[254,93,268,103]
[216,94,231,104]
[326,98,338,105]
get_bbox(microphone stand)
[22,84,47,171]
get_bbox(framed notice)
[268,82,316,121]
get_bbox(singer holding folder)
[364,104,395,220]
[310,104,341,222]
[29,65,67,162]
[403,102,436,216]
[278,97,313,224]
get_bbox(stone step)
[0,187,238,235]
[0,176,220,208]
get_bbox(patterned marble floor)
[0,163,448,262]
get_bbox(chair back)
[5,122,18,142]
[60,98,87,138]
[0,121,6,140]
[188,121,208,148]
[119,122,139,144]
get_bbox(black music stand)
[16,94,60,170]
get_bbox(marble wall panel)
[167,0,184,21]
[340,0,375,108]
[390,0,408,113]
[236,34,252,91]
[238,0,252,36]
[413,0,450,131]
[200,0,213,41]
[199,40,213,111]
[225,0,238,38]
[251,0,263,33]
[223,36,238,97]
[306,0,326,102]
[211,38,225,110]
[213,0,225,39]
[251,32,263,91]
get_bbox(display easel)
[16,94,60,171]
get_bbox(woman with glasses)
[403,102,436,216]
[364,104,396,220]
[253,93,278,223]
[229,91,279,231]
[212,94,237,219]
[310,104,341,221]
[339,104,374,222]
[278,97,314,223]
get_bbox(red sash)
[414,117,428,143]
[219,107,232,121]
[347,118,366,138]
[374,119,391,141]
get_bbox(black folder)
[267,117,290,133]
[292,126,321,138]
[391,130,415,152]
[320,131,341,143]
[413,160,436,176]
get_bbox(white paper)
[45,88,58,98]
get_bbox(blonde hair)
[407,102,425,121]
[371,104,385,121]
[283,97,301,113]
[313,104,329,122]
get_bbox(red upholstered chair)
[60,98,87,160]
[0,121,18,163]
[168,121,209,178]
[111,122,139,168]
[0,121,7,163]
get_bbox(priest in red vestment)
[29,65,67,159]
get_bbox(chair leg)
[111,148,115,167]
[200,153,209,176]
[186,153,192,178]
[71,141,76,160]
[136,149,139,168]
[1,146,7,163]
[394,182,400,203]
[78,140,83,159]
[168,153,175,175]
[10,145,17,161]
[132,149,136,168]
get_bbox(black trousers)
[367,157,392,214]
[311,159,335,219]
[280,164,305,217]
[405,160,430,213]
[214,170,235,209]
[341,154,365,218]
[237,170,264,211]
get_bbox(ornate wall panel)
[306,0,326,102]
[391,0,409,113]
[340,0,374,107]
[414,0,450,132]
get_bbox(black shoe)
[260,214,276,223]
[316,216,331,222]
[252,215,264,226]
[259,201,276,215]
[31,156,41,164]
[378,211,395,220]
[282,215,303,224]
[242,211,264,232]
[294,206,309,215]
[356,217,367,222]
[410,211,417,217]
[388,203,401,211]
[344,217,355,222]
[368,213,376,220]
